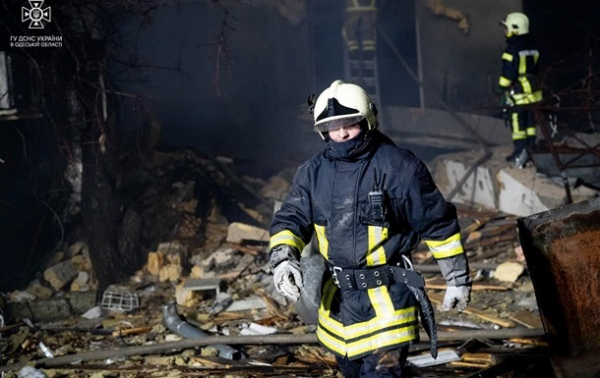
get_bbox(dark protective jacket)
[498,34,543,105]
[269,130,469,360]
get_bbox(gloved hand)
[441,285,471,311]
[272,260,303,302]
[499,91,514,108]
[269,245,303,302]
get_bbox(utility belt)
[328,264,425,291]
[328,260,439,359]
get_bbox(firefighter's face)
[329,123,361,143]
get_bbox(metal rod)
[0,328,545,372]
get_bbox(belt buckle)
[332,266,342,287]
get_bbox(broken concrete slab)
[183,278,222,297]
[226,222,269,244]
[433,146,599,217]
[6,291,97,322]
[43,261,78,291]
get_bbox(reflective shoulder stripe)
[499,76,512,87]
[502,52,514,62]
[269,230,305,251]
[314,224,329,260]
[425,232,464,259]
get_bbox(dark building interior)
[0,1,600,375]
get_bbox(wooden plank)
[508,310,543,329]
[428,292,516,328]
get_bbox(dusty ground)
[0,151,552,378]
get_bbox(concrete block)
[6,291,96,322]
[442,160,496,209]
[433,146,599,217]
[226,222,269,244]
[183,277,222,296]
[498,168,599,217]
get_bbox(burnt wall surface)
[115,2,318,178]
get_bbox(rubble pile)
[0,148,552,377]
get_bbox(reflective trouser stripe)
[363,40,376,51]
[508,109,537,141]
[346,0,377,12]
[425,232,464,259]
[512,112,527,140]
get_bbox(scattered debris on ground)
[0,148,553,378]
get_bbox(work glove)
[437,252,472,312]
[269,245,303,302]
[441,285,471,312]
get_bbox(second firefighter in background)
[498,12,543,164]
[343,0,377,60]
[268,80,471,378]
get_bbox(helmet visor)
[314,115,365,133]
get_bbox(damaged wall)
[416,0,522,112]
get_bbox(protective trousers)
[505,106,536,156]
[336,346,409,378]
[343,0,377,59]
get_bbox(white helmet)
[312,80,378,139]
[501,12,529,37]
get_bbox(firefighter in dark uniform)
[268,80,472,378]
[343,0,378,60]
[498,12,543,165]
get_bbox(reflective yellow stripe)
[318,289,419,358]
[518,56,527,75]
[346,325,418,357]
[367,225,387,266]
[346,42,359,50]
[269,230,305,251]
[512,90,543,105]
[314,224,329,260]
[369,286,394,316]
[317,326,346,355]
[526,127,536,137]
[363,40,376,50]
[318,282,417,339]
[346,0,377,12]
[512,112,527,140]
[425,232,464,259]
[499,76,512,87]
[502,52,513,62]
[519,76,532,93]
